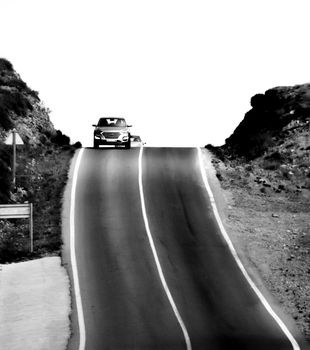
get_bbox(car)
[130,135,146,146]
[93,117,132,149]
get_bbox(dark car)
[93,117,131,149]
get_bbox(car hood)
[96,126,129,132]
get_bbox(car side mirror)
[127,125,132,128]
[92,124,97,127]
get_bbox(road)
[66,147,306,350]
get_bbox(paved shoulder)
[0,257,70,350]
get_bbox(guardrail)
[0,203,33,252]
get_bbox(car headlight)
[94,130,104,139]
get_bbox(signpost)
[0,203,34,252]
[2,130,33,252]
[5,129,24,186]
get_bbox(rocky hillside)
[218,84,310,159]
[0,58,79,201]
[0,58,80,262]
[0,59,55,146]
[207,83,310,196]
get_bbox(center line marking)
[138,146,192,350]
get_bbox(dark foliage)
[222,85,310,159]
[0,58,13,72]
[0,105,13,130]
[0,58,82,263]
[0,143,12,202]
[0,90,32,130]
[51,130,70,146]
[207,84,310,161]
[205,143,225,160]
[73,141,82,148]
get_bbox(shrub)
[0,220,31,263]
[0,58,13,72]
[250,94,267,110]
[0,90,32,123]
[0,105,13,130]
[0,144,12,202]
[51,130,70,146]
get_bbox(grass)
[0,144,76,263]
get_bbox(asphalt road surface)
[67,147,306,350]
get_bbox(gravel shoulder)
[0,256,70,350]
[201,148,310,347]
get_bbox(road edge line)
[70,148,86,350]
[138,146,192,350]
[197,147,300,350]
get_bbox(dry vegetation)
[0,146,75,262]
[0,58,80,263]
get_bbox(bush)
[0,90,32,124]
[0,220,31,263]
[0,58,13,72]
[0,105,13,130]
[250,94,267,110]
[0,144,12,202]
[51,130,70,146]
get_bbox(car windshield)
[98,118,126,127]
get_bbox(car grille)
[103,132,120,139]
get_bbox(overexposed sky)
[1,0,310,147]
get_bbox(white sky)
[1,0,310,147]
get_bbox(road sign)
[0,203,34,252]
[4,129,24,186]
[5,130,24,145]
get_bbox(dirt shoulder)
[0,256,70,350]
[201,148,310,345]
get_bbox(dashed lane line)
[138,146,192,350]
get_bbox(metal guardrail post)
[30,203,33,253]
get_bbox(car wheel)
[125,140,131,149]
[94,140,99,149]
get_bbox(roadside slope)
[201,148,310,347]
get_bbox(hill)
[207,83,310,201]
[0,58,80,262]
[206,83,310,341]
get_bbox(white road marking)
[197,147,300,350]
[138,146,192,350]
[70,148,86,350]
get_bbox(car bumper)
[94,136,129,145]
